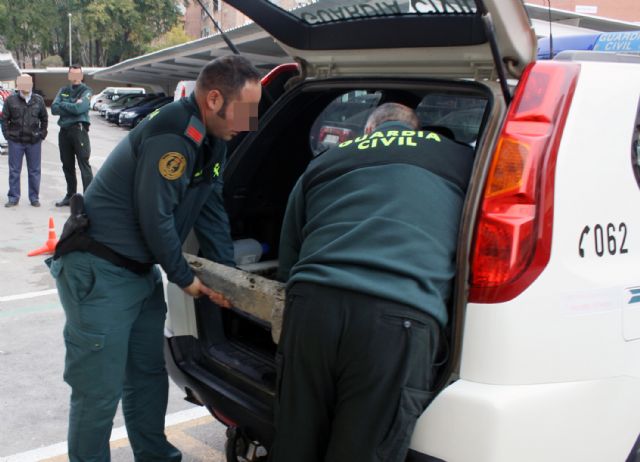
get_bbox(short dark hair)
[69,65,82,71]
[196,55,261,106]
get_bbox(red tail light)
[469,61,580,303]
[181,86,186,98]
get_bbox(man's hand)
[182,276,232,308]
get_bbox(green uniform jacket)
[84,94,234,288]
[51,83,92,127]
[278,122,474,326]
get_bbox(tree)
[40,55,64,68]
[0,0,181,67]
[146,24,192,53]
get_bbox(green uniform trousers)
[48,251,181,462]
[270,282,442,462]
[59,125,93,196]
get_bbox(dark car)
[99,93,146,118]
[104,94,155,123]
[118,95,173,128]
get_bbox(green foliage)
[40,55,64,68]
[146,24,191,53]
[0,0,181,67]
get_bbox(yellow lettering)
[355,135,369,142]
[371,139,378,148]
[407,137,417,146]
[339,140,353,148]
[426,132,441,142]
[370,131,384,138]
[380,137,395,146]
[418,131,424,138]
[358,140,371,150]
[402,130,416,137]
[386,130,399,137]
[399,137,405,146]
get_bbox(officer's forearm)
[59,102,88,115]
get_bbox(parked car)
[104,94,155,124]
[163,1,640,461]
[100,93,147,118]
[118,95,173,128]
[91,87,145,111]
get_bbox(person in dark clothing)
[51,65,93,206]
[46,55,261,462]
[2,74,48,207]
[273,103,475,462]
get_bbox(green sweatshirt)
[278,122,474,326]
[51,83,92,127]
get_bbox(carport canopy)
[91,22,288,92]
[0,52,21,82]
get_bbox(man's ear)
[206,89,224,112]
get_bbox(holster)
[53,194,153,275]
[54,194,91,259]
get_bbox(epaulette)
[184,115,205,147]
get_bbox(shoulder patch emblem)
[158,152,187,180]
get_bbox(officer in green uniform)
[51,65,93,206]
[47,55,261,462]
[273,103,475,462]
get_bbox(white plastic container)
[233,239,264,265]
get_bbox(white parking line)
[0,289,57,303]
[1,406,211,462]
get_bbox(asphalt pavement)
[0,111,227,461]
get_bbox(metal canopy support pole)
[68,13,73,66]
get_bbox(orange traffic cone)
[28,216,59,257]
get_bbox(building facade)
[526,0,640,24]
[184,0,306,38]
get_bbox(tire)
[224,427,268,462]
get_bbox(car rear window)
[267,0,477,24]
[309,89,487,154]
[310,90,382,154]
[417,93,487,144]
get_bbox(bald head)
[365,103,419,133]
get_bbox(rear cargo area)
[165,78,494,448]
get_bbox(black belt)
[55,193,151,275]
[84,239,154,275]
[56,229,153,275]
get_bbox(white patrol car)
[163,1,640,461]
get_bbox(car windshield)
[266,0,478,24]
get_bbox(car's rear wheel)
[225,426,268,462]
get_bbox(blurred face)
[16,75,33,95]
[202,80,261,141]
[68,68,83,85]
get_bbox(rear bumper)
[164,333,275,447]
[410,377,640,462]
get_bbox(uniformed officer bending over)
[51,65,93,207]
[47,55,261,462]
[273,103,474,462]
